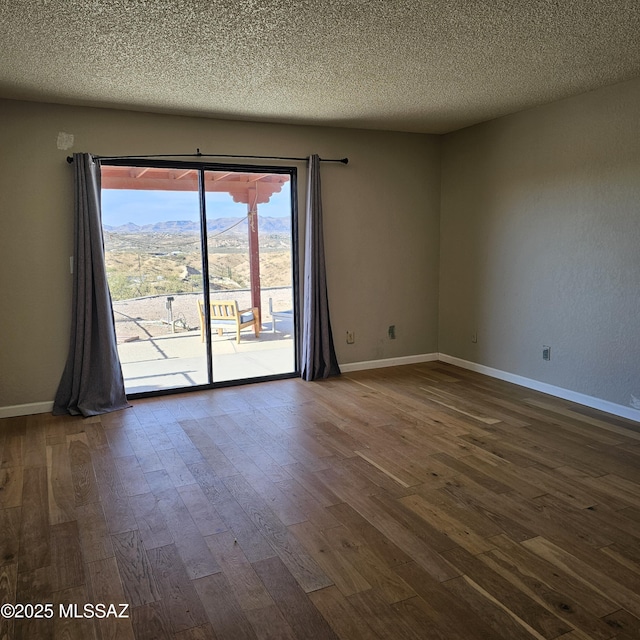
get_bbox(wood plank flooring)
[2,362,640,639]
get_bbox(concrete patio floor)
[118,321,295,394]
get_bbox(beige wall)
[439,77,640,408]
[0,100,441,408]
[3,75,639,414]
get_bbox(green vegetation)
[104,230,291,301]
[106,271,204,300]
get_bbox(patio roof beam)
[101,168,289,205]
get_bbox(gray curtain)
[300,154,341,381]
[53,153,130,416]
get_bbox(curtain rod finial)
[67,156,74,163]
[341,158,349,164]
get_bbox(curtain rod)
[66,150,348,164]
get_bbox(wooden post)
[248,200,261,323]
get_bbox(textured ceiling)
[1,1,640,134]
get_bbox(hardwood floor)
[2,362,640,639]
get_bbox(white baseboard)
[3,353,637,424]
[340,353,439,373]
[0,401,54,419]
[438,353,640,424]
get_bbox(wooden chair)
[197,299,260,343]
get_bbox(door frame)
[101,158,300,398]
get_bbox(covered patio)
[112,288,295,393]
[102,164,291,322]
[118,325,295,394]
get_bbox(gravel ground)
[113,287,294,341]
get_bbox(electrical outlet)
[542,345,551,361]
[346,331,355,344]
[388,325,396,339]
[471,331,478,343]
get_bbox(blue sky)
[102,183,291,226]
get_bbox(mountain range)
[103,216,291,234]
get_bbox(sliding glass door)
[100,161,298,395]
[203,170,296,382]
